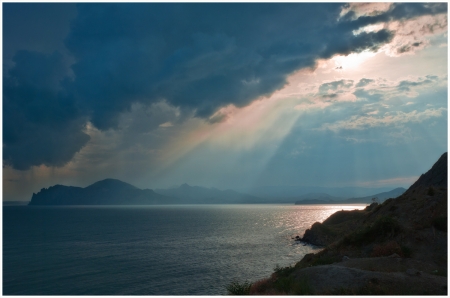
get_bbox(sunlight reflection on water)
[4,204,366,295]
[271,204,366,233]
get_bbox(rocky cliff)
[247,152,447,295]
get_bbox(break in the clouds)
[3,3,448,200]
[4,2,447,170]
[319,108,446,132]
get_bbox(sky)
[3,3,448,201]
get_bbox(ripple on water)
[3,204,365,295]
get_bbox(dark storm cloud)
[3,3,447,170]
[63,3,337,129]
[321,29,394,59]
[2,3,77,65]
[340,2,447,26]
[3,51,90,170]
[62,3,397,130]
[389,3,447,19]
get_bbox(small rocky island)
[234,152,448,295]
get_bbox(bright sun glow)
[332,51,377,70]
[352,23,385,36]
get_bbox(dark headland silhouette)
[241,152,447,295]
[28,179,175,205]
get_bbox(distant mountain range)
[26,178,406,206]
[294,192,344,202]
[237,185,400,199]
[294,187,406,205]
[28,179,264,205]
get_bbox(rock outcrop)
[408,152,447,191]
[300,206,369,246]
[249,152,448,295]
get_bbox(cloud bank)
[3,3,447,170]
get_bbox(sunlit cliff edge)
[233,152,447,295]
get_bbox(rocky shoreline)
[233,153,448,295]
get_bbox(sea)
[3,204,365,295]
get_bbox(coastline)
[232,153,448,295]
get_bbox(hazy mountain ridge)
[343,187,406,203]
[295,187,406,205]
[240,185,399,199]
[28,179,263,205]
[154,183,262,204]
[295,192,344,201]
[27,179,406,206]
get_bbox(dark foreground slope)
[29,179,177,205]
[245,153,447,295]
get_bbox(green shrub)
[273,264,295,277]
[273,276,293,294]
[226,280,252,295]
[343,216,402,246]
[271,265,313,294]
[372,216,402,235]
[273,276,313,295]
[249,277,272,295]
[311,255,339,266]
[292,277,313,295]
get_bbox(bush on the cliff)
[293,277,313,295]
[249,277,274,295]
[310,254,340,266]
[272,276,312,295]
[343,216,402,246]
[226,280,251,295]
[273,264,295,277]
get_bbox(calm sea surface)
[3,204,364,295]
